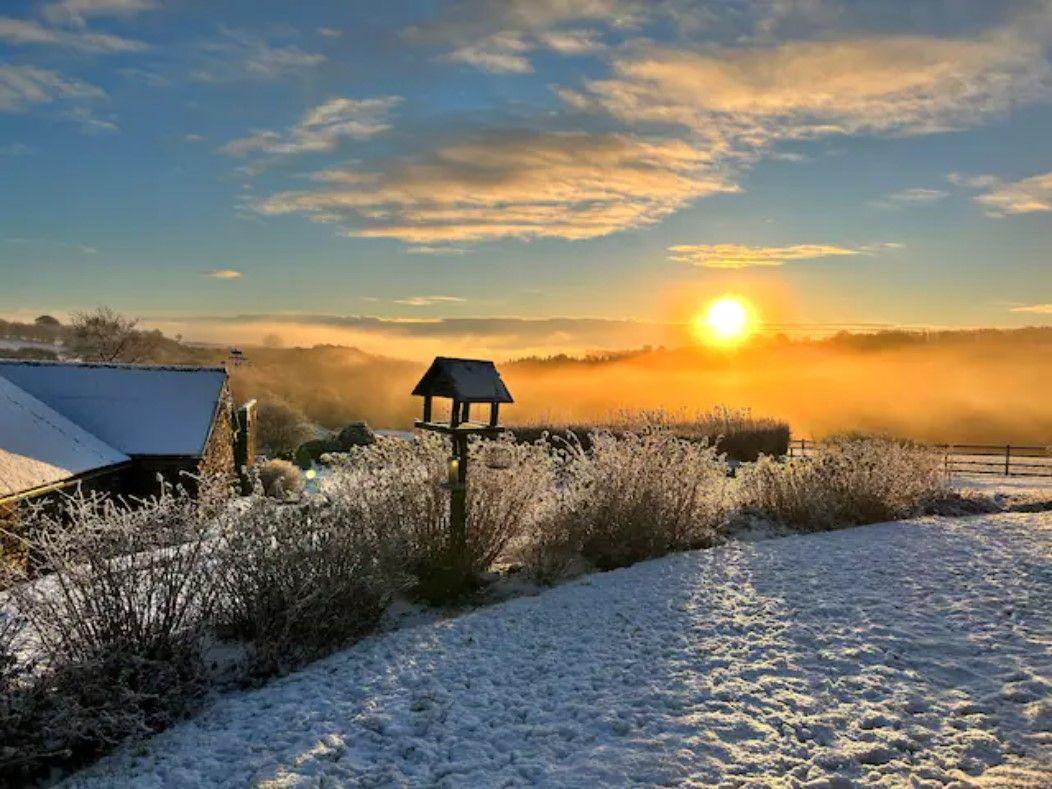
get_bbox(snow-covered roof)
[0,375,129,499]
[0,361,227,457]
[412,357,514,403]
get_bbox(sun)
[696,296,753,345]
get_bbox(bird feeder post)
[411,357,514,582]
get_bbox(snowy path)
[71,514,1051,787]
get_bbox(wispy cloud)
[0,15,146,53]
[203,269,243,279]
[877,187,949,207]
[253,130,734,245]
[222,97,401,157]
[393,295,467,306]
[442,26,605,73]
[0,142,33,156]
[192,28,325,82]
[0,65,103,112]
[444,31,534,73]
[668,243,860,269]
[561,31,1051,152]
[974,170,1052,216]
[1,236,98,255]
[42,0,157,27]
[63,105,119,134]
[317,27,342,38]
[1010,303,1052,314]
[408,0,633,72]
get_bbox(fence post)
[1005,445,1011,476]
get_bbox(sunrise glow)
[697,297,753,345]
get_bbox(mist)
[226,328,1052,445]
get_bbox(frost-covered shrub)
[2,490,216,780]
[323,433,555,601]
[258,458,304,499]
[210,495,398,676]
[535,424,729,573]
[736,437,947,530]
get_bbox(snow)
[67,513,1051,787]
[0,361,226,457]
[0,375,128,498]
[953,473,1052,500]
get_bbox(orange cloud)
[668,243,859,269]
[975,170,1052,216]
[562,33,1050,145]
[254,130,734,244]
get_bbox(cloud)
[443,27,605,72]
[974,170,1052,216]
[0,65,103,111]
[0,15,147,53]
[876,187,949,207]
[668,243,860,269]
[192,28,325,82]
[0,142,33,155]
[408,0,637,72]
[42,0,157,27]
[253,130,734,245]
[151,312,682,359]
[947,172,1000,189]
[64,105,119,134]
[222,97,401,157]
[1010,303,1052,314]
[538,28,604,54]
[184,133,204,143]
[203,269,243,279]
[393,295,467,306]
[444,32,534,73]
[317,27,342,38]
[1,236,98,254]
[561,32,1051,150]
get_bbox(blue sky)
[1,0,1050,356]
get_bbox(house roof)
[411,357,513,403]
[0,361,227,457]
[0,374,129,500]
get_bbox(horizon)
[2,0,1051,355]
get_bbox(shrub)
[1,490,216,780]
[255,399,313,457]
[258,458,304,499]
[736,436,947,531]
[209,494,399,677]
[323,433,555,602]
[530,423,729,574]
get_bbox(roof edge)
[0,360,226,373]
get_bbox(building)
[0,360,243,510]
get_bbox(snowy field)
[69,514,1051,787]
[953,473,1052,501]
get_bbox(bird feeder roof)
[411,357,513,403]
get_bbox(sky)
[1,0,1051,358]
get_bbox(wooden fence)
[788,438,1052,478]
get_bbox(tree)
[33,315,60,327]
[68,307,161,363]
[255,400,313,457]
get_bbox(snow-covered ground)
[69,514,1051,787]
[953,473,1052,501]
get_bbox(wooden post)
[461,401,471,423]
[450,399,461,428]
[1005,444,1011,476]
[489,402,500,427]
[449,433,469,569]
[422,395,433,423]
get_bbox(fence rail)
[788,438,1052,478]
